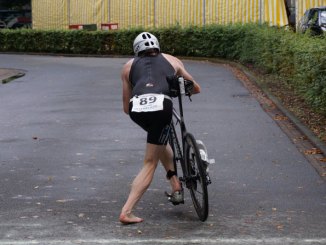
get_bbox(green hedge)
[0,25,325,114]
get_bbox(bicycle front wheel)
[184,133,209,221]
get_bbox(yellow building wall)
[205,0,260,25]
[69,0,106,27]
[32,0,68,30]
[155,0,204,27]
[108,0,155,28]
[263,0,288,26]
[32,0,290,30]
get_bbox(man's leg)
[159,143,182,193]
[119,143,163,224]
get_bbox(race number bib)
[131,94,164,112]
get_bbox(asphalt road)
[0,54,325,245]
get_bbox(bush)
[233,25,326,114]
[0,25,325,114]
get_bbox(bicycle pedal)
[206,176,212,185]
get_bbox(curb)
[230,63,326,179]
[237,64,326,156]
[0,69,26,84]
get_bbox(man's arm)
[162,53,201,94]
[121,60,133,114]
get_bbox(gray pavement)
[0,54,325,245]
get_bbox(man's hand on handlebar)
[166,75,200,98]
[184,79,195,96]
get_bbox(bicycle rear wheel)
[184,133,209,221]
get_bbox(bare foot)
[119,212,143,225]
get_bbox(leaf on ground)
[78,213,85,218]
[276,224,284,230]
[56,199,73,203]
[273,115,288,121]
[56,200,66,203]
[256,211,263,217]
[304,148,322,155]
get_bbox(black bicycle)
[166,75,212,222]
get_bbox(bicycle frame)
[169,93,188,179]
[167,76,210,221]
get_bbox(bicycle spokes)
[184,133,209,221]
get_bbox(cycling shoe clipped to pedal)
[165,189,184,205]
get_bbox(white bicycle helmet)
[133,32,160,56]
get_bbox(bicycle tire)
[184,133,209,221]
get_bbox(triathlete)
[120,32,200,224]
